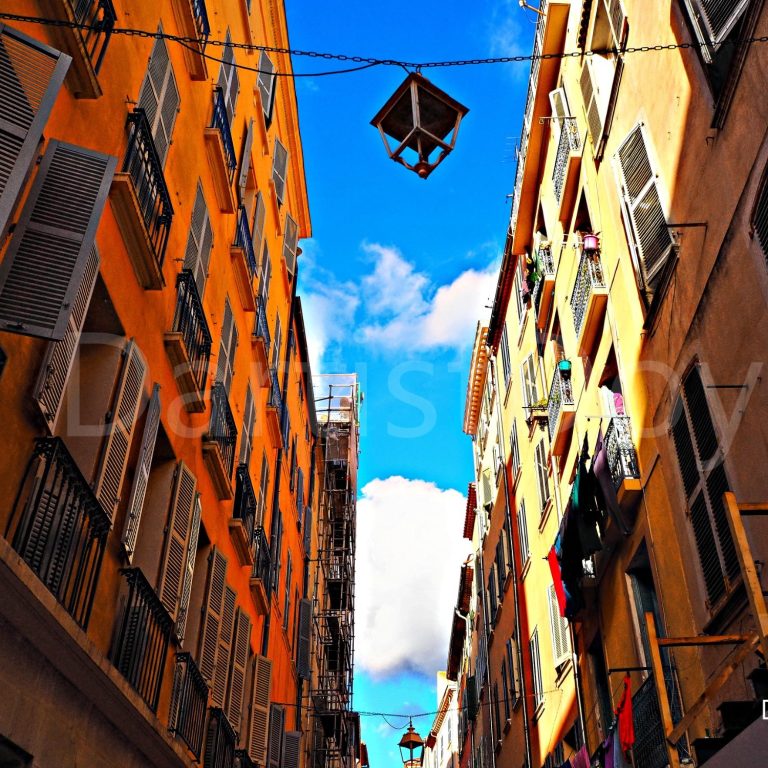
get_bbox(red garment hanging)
[547,546,567,617]
[615,674,635,753]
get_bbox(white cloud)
[355,476,472,678]
[488,0,535,81]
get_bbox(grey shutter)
[282,731,301,768]
[252,192,266,264]
[297,597,312,679]
[138,35,179,166]
[227,607,252,727]
[176,494,202,643]
[0,25,71,238]
[248,655,273,763]
[684,0,750,55]
[199,547,228,683]
[579,61,603,150]
[238,118,255,199]
[259,242,272,308]
[35,245,99,429]
[272,139,288,205]
[94,340,147,518]
[0,140,116,339]
[302,505,312,555]
[217,299,238,394]
[257,51,277,123]
[184,182,213,297]
[267,705,284,768]
[217,30,239,124]
[240,385,255,467]
[157,461,197,619]
[122,383,161,560]
[271,315,282,370]
[212,585,236,707]
[615,125,674,289]
[283,214,299,278]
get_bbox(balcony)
[43,0,116,98]
[6,437,110,630]
[604,416,641,508]
[632,675,669,768]
[231,206,258,312]
[111,568,174,713]
[251,295,271,387]
[169,652,209,761]
[547,366,575,456]
[203,87,237,213]
[249,526,272,615]
[552,117,581,222]
[230,464,257,566]
[203,707,237,768]
[164,271,212,413]
[266,367,284,448]
[170,0,209,80]
[532,243,556,329]
[202,383,237,500]
[570,249,608,356]
[110,109,173,289]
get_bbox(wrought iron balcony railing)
[547,366,574,440]
[112,568,174,712]
[233,464,257,546]
[571,249,606,338]
[552,117,581,202]
[532,244,555,315]
[211,87,236,183]
[269,367,283,411]
[190,0,210,42]
[172,270,213,392]
[169,652,209,760]
[203,707,237,768]
[254,295,271,356]
[604,416,640,488]
[123,109,174,268]
[208,383,238,479]
[632,675,669,768]
[73,0,117,73]
[234,205,258,277]
[6,437,111,630]
[252,525,272,596]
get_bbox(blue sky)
[285,2,535,764]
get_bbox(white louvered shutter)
[548,584,570,667]
[548,87,569,144]
[184,181,213,298]
[35,245,100,430]
[176,493,201,643]
[217,299,238,394]
[0,140,115,340]
[226,607,251,728]
[94,340,147,518]
[240,385,255,467]
[297,597,312,679]
[238,118,255,200]
[157,461,197,618]
[282,731,301,768]
[272,139,288,205]
[248,655,272,763]
[199,547,228,683]
[604,0,627,47]
[217,30,239,124]
[615,125,674,290]
[122,383,161,560]
[267,705,284,768]
[683,0,750,58]
[212,585,236,707]
[579,61,603,150]
[138,35,179,166]
[283,214,299,278]
[257,51,277,123]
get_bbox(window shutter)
[579,62,603,150]
[248,654,273,763]
[157,461,197,618]
[252,192,267,265]
[257,51,277,123]
[466,675,478,720]
[682,366,718,463]
[548,584,570,666]
[272,139,288,205]
[517,500,529,563]
[530,630,543,707]
[176,493,201,643]
[94,340,147,518]
[0,140,116,340]
[690,490,725,604]
[303,505,312,554]
[258,453,270,525]
[227,607,252,728]
[138,35,179,166]
[217,299,238,394]
[267,704,284,768]
[217,31,239,124]
[238,118,255,200]
[212,585,237,707]
[184,182,213,298]
[297,597,312,679]
[240,385,256,467]
[259,242,272,308]
[122,383,161,560]
[35,245,99,429]
[272,314,282,370]
[684,0,750,54]
[282,731,301,768]
[707,463,739,581]
[283,214,299,278]
[604,0,627,47]
[548,87,569,144]
[199,547,228,683]
[0,25,71,238]
[296,467,304,523]
[671,398,698,497]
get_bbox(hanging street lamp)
[370,72,469,179]
[398,719,424,768]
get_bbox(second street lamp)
[398,720,424,768]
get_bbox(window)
[509,419,521,479]
[271,507,283,596]
[513,258,526,327]
[240,385,255,467]
[520,353,539,407]
[535,440,550,515]
[500,659,510,722]
[216,299,238,394]
[184,181,213,297]
[548,584,570,668]
[505,637,520,708]
[257,50,277,124]
[272,313,282,371]
[753,167,768,257]
[217,29,239,124]
[500,323,512,389]
[530,628,544,709]
[283,214,299,278]
[272,139,289,205]
[517,499,530,566]
[258,239,272,308]
[283,551,292,629]
[492,681,502,745]
[257,452,270,525]
[671,365,739,608]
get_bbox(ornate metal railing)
[172,270,212,392]
[252,525,272,597]
[169,652,209,760]
[123,109,174,267]
[211,87,236,182]
[112,568,174,712]
[552,117,581,202]
[73,0,117,73]
[532,244,555,314]
[208,383,238,478]
[234,205,258,277]
[6,437,111,629]
[254,295,271,357]
[233,464,257,545]
[604,416,640,488]
[190,0,210,43]
[571,250,606,337]
[269,367,283,411]
[547,366,574,439]
[203,707,237,768]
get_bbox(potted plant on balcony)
[558,359,572,380]
[525,398,549,429]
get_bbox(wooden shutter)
[258,453,270,525]
[35,245,100,429]
[216,299,238,394]
[302,505,312,555]
[282,731,301,768]
[548,585,570,666]
[257,51,277,123]
[267,705,284,768]
[158,461,197,618]
[296,467,304,523]
[217,30,239,124]
[184,181,213,297]
[272,139,288,205]
[248,654,273,763]
[683,366,718,463]
[517,500,529,563]
[122,383,161,560]
[94,340,147,518]
[199,547,228,683]
[604,0,627,47]
[0,25,71,238]
[283,214,299,278]
[138,35,179,166]
[615,124,674,289]
[238,118,255,200]
[212,585,237,707]
[297,597,312,679]
[671,397,699,497]
[690,490,725,604]
[271,314,282,370]
[240,385,255,467]
[227,607,252,727]
[579,61,603,150]
[0,140,116,340]
[684,0,750,56]
[259,241,272,308]
[176,494,202,643]
[252,192,267,264]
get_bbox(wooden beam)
[645,612,681,768]
[734,503,768,516]
[657,634,752,648]
[724,492,768,662]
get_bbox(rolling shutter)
[94,340,147,518]
[217,30,239,124]
[297,597,312,679]
[35,245,100,430]
[183,181,213,298]
[257,51,277,123]
[282,731,301,768]
[248,654,273,763]
[272,139,288,205]
[138,35,179,166]
[227,607,252,728]
[238,118,255,200]
[683,0,750,57]
[240,385,255,467]
[267,704,284,768]
[122,383,161,560]
[199,547,228,683]
[283,214,299,278]
[548,584,570,667]
[0,140,116,339]
[0,25,71,238]
[176,493,201,643]
[212,585,237,707]
[216,299,238,394]
[157,461,197,618]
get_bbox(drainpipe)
[476,543,496,768]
